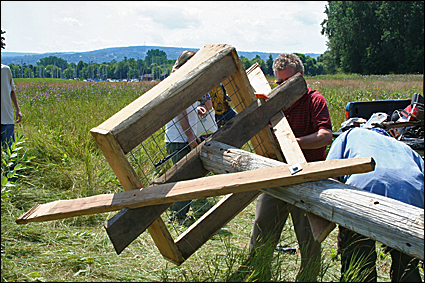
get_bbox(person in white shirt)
[1,64,22,149]
[164,51,212,222]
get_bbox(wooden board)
[16,156,375,224]
[90,128,142,191]
[246,62,274,95]
[199,141,424,261]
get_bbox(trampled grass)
[1,75,423,282]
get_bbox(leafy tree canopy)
[1,30,6,49]
[321,1,424,74]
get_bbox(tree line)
[3,1,424,78]
[320,1,424,75]
[5,52,325,81]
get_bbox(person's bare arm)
[10,90,22,123]
[177,110,200,148]
[296,128,333,149]
[204,99,213,111]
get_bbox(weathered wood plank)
[147,218,183,264]
[200,141,424,261]
[103,72,309,255]
[175,190,261,260]
[264,184,424,261]
[269,111,307,165]
[246,62,274,95]
[90,128,142,191]
[227,54,282,160]
[15,157,375,224]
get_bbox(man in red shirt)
[249,53,333,281]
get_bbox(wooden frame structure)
[90,44,285,263]
[15,44,424,264]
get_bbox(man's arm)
[10,90,22,123]
[296,128,333,149]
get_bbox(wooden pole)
[200,141,424,261]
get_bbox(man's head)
[172,50,196,73]
[273,53,304,85]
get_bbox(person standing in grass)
[326,127,424,282]
[248,53,333,281]
[165,50,213,222]
[1,64,22,150]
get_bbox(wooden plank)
[246,62,273,95]
[269,111,307,165]
[307,212,336,243]
[228,53,282,161]
[175,190,260,260]
[92,44,238,154]
[147,218,183,264]
[199,141,424,261]
[270,111,336,242]
[15,156,375,224]
[90,128,142,191]
[103,72,309,255]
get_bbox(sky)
[1,1,329,55]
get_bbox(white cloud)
[1,1,328,54]
[60,17,82,27]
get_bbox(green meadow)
[2,74,423,282]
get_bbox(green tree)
[1,30,5,49]
[321,1,424,74]
[38,56,68,71]
[266,55,274,76]
[317,50,337,74]
[239,56,251,70]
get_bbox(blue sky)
[1,1,329,54]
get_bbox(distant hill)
[1,45,321,65]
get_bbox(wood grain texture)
[16,155,374,224]
[200,141,424,260]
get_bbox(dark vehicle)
[333,93,424,155]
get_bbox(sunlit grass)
[1,75,423,282]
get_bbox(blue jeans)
[1,124,15,150]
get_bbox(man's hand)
[16,110,22,123]
[197,105,208,117]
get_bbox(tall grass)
[1,75,423,282]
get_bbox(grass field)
[2,74,423,282]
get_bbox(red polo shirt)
[282,87,332,162]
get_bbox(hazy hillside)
[1,45,321,65]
